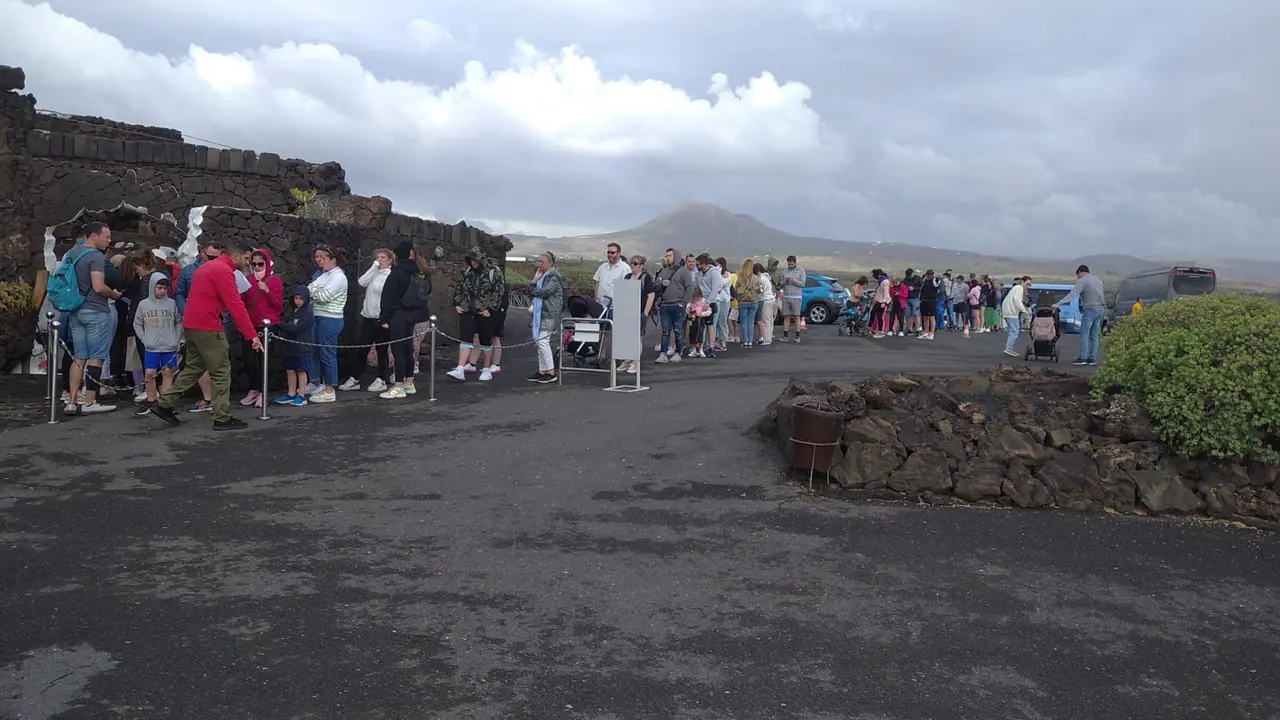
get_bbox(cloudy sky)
[2,0,1277,259]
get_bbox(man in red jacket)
[151,241,260,431]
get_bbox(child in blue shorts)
[274,286,315,406]
[132,273,182,416]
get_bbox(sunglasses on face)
[251,261,266,268]
[607,251,619,256]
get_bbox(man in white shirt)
[593,242,629,365]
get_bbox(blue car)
[1024,283,1081,334]
[787,273,851,325]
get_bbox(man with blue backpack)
[47,222,122,415]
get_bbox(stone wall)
[0,63,514,368]
[198,206,510,342]
[761,366,1280,529]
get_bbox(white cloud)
[405,19,453,50]
[0,0,835,210]
[802,0,883,33]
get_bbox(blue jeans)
[739,300,759,344]
[715,299,730,340]
[659,305,684,354]
[1004,316,1021,351]
[310,316,344,386]
[69,308,113,360]
[906,298,921,318]
[1079,306,1104,361]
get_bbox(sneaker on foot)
[669,352,682,363]
[274,394,295,405]
[188,400,212,413]
[303,382,322,396]
[447,367,466,381]
[366,378,388,393]
[134,402,153,417]
[1086,359,1098,366]
[134,392,149,403]
[289,395,308,407]
[463,363,478,374]
[1003,348,1019,357]
[535,372,557,384]
[403,381,417,395]
[527,371,545,382]
[655,353,669,364]
[1072,359,1088,366]
[626,361,639,374]
[479,369,493,382]
[214,417,249,431]
[379,386,407,399]
[488,365,501,374]
[239,390,259,406]
[338,377,361,391]
[311,390,336,403]
[151,403,181,425]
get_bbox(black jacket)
[378,263,416,322]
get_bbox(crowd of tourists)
[47,224,1105,429]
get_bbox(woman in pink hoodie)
[239,248,284,407]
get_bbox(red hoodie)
[241,247,284,327]
[184,254,257,338]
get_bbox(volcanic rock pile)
[759,365,1280,528]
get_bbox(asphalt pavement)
[2,315,1277,720]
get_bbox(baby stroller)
[1024,307,1061,362]
[837,299,871,338]
[564,294,608,368]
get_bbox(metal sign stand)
[46,311,60,424]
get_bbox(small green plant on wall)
[289,187,329,220]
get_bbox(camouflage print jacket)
[452,248,504,314]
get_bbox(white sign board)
[610,278,643,362]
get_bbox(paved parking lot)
[2,318,1276,719]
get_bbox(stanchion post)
[258,320,271,421]
[46,312,60,424]
[43,311,54,401]
[427,315,437,402]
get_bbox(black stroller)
[1023,307,1062,362]
[564,294,608,368]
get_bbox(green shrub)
[560,268,596,295]
[1092,294,1280,463]
[504,265,531,285]
[0,280,34,314]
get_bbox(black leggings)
[359,317,390,380]
[388,310,416,383]
[240,332,262,387]
[890,304,905,333]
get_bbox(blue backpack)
[47,247,96,312]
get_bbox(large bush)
[1092,294,1280,463]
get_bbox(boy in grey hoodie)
[132,273,182,415]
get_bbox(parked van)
[1112,266,1216,317]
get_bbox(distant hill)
[506,203,1279,285]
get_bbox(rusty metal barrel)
[789,398,843,473]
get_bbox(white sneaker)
[479,369,494,382]
[80,402,116,414]
[304,383,323,396]
[311,390,336,403]
[413,362,420,375]
[403,380,417,395]
[134,392,148,403]
[1003,348,1020,357]
[366,378,388,392]
[463,363,478,374]
[897,332,905,337]
[64,403,78,414]
[626,361,639,374]
[379,386,407,399]
[338,377,361,391]
[488,365,501,374]
[447,367,466,381]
